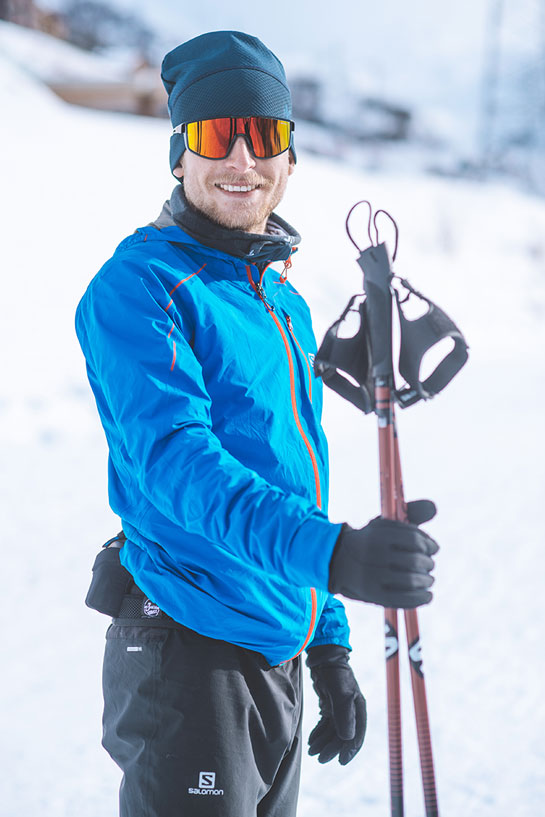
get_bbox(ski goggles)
[172,117,294,160]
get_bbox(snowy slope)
[2,29,545,817]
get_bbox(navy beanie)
[161,30,295,177]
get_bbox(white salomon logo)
[188,771,224,797]
[199,772,215,789]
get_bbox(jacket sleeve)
[76,258,342,591]
[307,593,351,651]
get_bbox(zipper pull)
[286,314,293,332]
[255,282,275,311]
[280,257,292,283]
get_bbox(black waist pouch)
[85,534,132,617]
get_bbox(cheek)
[274,166,290,193]
[184,169,208,197]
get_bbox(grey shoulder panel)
[148,199,176,230]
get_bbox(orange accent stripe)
[289,588,318,660]
[170,341,176,371]
[165,263,207,310]
[167,323,175,339]
[246,267,258,291]
[288,322,313,403]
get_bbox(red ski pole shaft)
[392,425,440,817]
[404,608,439,817]
[376,381,404,817]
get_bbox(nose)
[225,136,256,171]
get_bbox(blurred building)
[290,76,322,123]
[0,16,167,117]
[0,0,66,37]
[48,57,167,118]
[350,97,411,142]
[0,0,38,27]
[290,72,412,146]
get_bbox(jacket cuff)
[306,643,351,669]
[290,517,343,589]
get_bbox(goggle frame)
[172,116,295,161]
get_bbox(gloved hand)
[329,500,439,608]
[307,644,367,765]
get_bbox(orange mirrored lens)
[186,119,234,158]
[247,118,291,158]
[185,118,291,159]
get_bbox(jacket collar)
[151,185,301,266]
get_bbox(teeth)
[218,184,257,192]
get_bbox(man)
[76,31,438,817]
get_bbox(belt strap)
[116,590,181,627]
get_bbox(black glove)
[307,644,367,765]
[329,500,439,608]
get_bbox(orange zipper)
[286,315,313,403]
[246,267,322,508]
[268,310,322,507]
[289,587,318,659]
[246,265,320,661]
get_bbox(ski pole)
[314,199,468,816]
[392,424,439,817]
[366,245,440,817]
[376,380,405,817]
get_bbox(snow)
[2,22,545,817]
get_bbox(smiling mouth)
[215,183,261,193]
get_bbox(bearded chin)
[205,201,270,233]
[190,190,285,234]
[182,166,289,235]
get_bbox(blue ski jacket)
[76,194,350,665]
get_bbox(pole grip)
[359,243,394,380]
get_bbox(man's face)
[174,136,295,234]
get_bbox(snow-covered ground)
[2,25,545,817]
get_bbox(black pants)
[102,591,303,817]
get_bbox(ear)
[288,150,296,176]
[173,156,184,178]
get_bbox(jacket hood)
[149,184,301,266]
